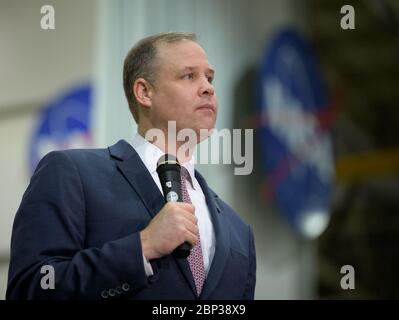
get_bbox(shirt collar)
[132,133,196,188]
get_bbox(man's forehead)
[156,41,212,67]
[157,39,203,52]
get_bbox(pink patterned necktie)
[180,166,206,296]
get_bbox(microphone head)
[156,154,180,168]
[156,154,182,203]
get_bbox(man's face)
[148,40,218,140]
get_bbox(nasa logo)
[29,84,92,174]
[257,29,334,238]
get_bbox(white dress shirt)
[131,133,216,276]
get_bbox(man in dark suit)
[7,32,256,300]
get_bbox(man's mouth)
[197,103,216,113]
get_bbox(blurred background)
[1,0,398,299]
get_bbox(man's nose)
[199,77,215,96]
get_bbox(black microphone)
[156,154,191,259]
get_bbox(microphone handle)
[160,173,191,259]
[165,188,191,259]
[173,241,191,259]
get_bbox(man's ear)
[133,78,154,108]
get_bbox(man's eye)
[183,73,194,80]
[207,76,214,84]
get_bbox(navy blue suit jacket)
[7,139,256,300]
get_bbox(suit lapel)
[109,140,164,218]
[195,171,230,300]
[108,140,197,297]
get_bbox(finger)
[175,202,195,213]
[179,210,198,224]
[185,229,198,248]
[182,218,199,236]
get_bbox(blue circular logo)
[257,29,334,238]
[29,84,92,173]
